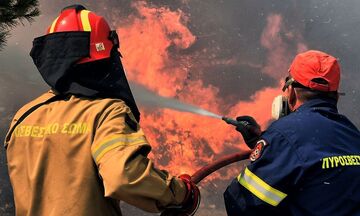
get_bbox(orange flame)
[118,3,290,179]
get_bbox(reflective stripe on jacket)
[5,91,186,216]
[224,98,360,216]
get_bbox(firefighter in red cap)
[5,5,199,216]
[224,50,360,215]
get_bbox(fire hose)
[192,116,252,183]
[161,117,251,215]
[191,116,253,184]
[160,151,251,216]
[191,150,251,184]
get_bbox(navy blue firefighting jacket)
[224,98,360,216]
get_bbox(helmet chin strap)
[109,31,120,48]
[109,30,122,57]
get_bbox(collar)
[296,98,338,113]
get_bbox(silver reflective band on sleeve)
[238,167,287,206]
[92,134,149,163]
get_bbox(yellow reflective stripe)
[92,134,148,163]
[238,167,287,206]
[49,16,59,33]
[80,10,91,31]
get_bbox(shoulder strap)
[4,94,64,148]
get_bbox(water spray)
[131,82,223,119]
[130,82,248,127]
[190,108,222,119]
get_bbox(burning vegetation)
[2,0,360,215]
[118,1,286,178]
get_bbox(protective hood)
[30,31,140,122]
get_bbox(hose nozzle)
[222,116,251,128]
[222,116,239,126]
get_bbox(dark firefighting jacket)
[224,98,360,216]
[5,91,186,216]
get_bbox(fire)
[118,1,195,98]
[117,2,296,179]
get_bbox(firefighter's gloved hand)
[161,174,200,216]
[235,116,261,149]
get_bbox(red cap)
[289,50,340,92]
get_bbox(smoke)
[131,82,222,119]
[260,13,308,79]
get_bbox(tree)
[0,0,40,50]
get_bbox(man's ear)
[288,86,297,111]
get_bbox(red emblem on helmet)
[249,140,267,162]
